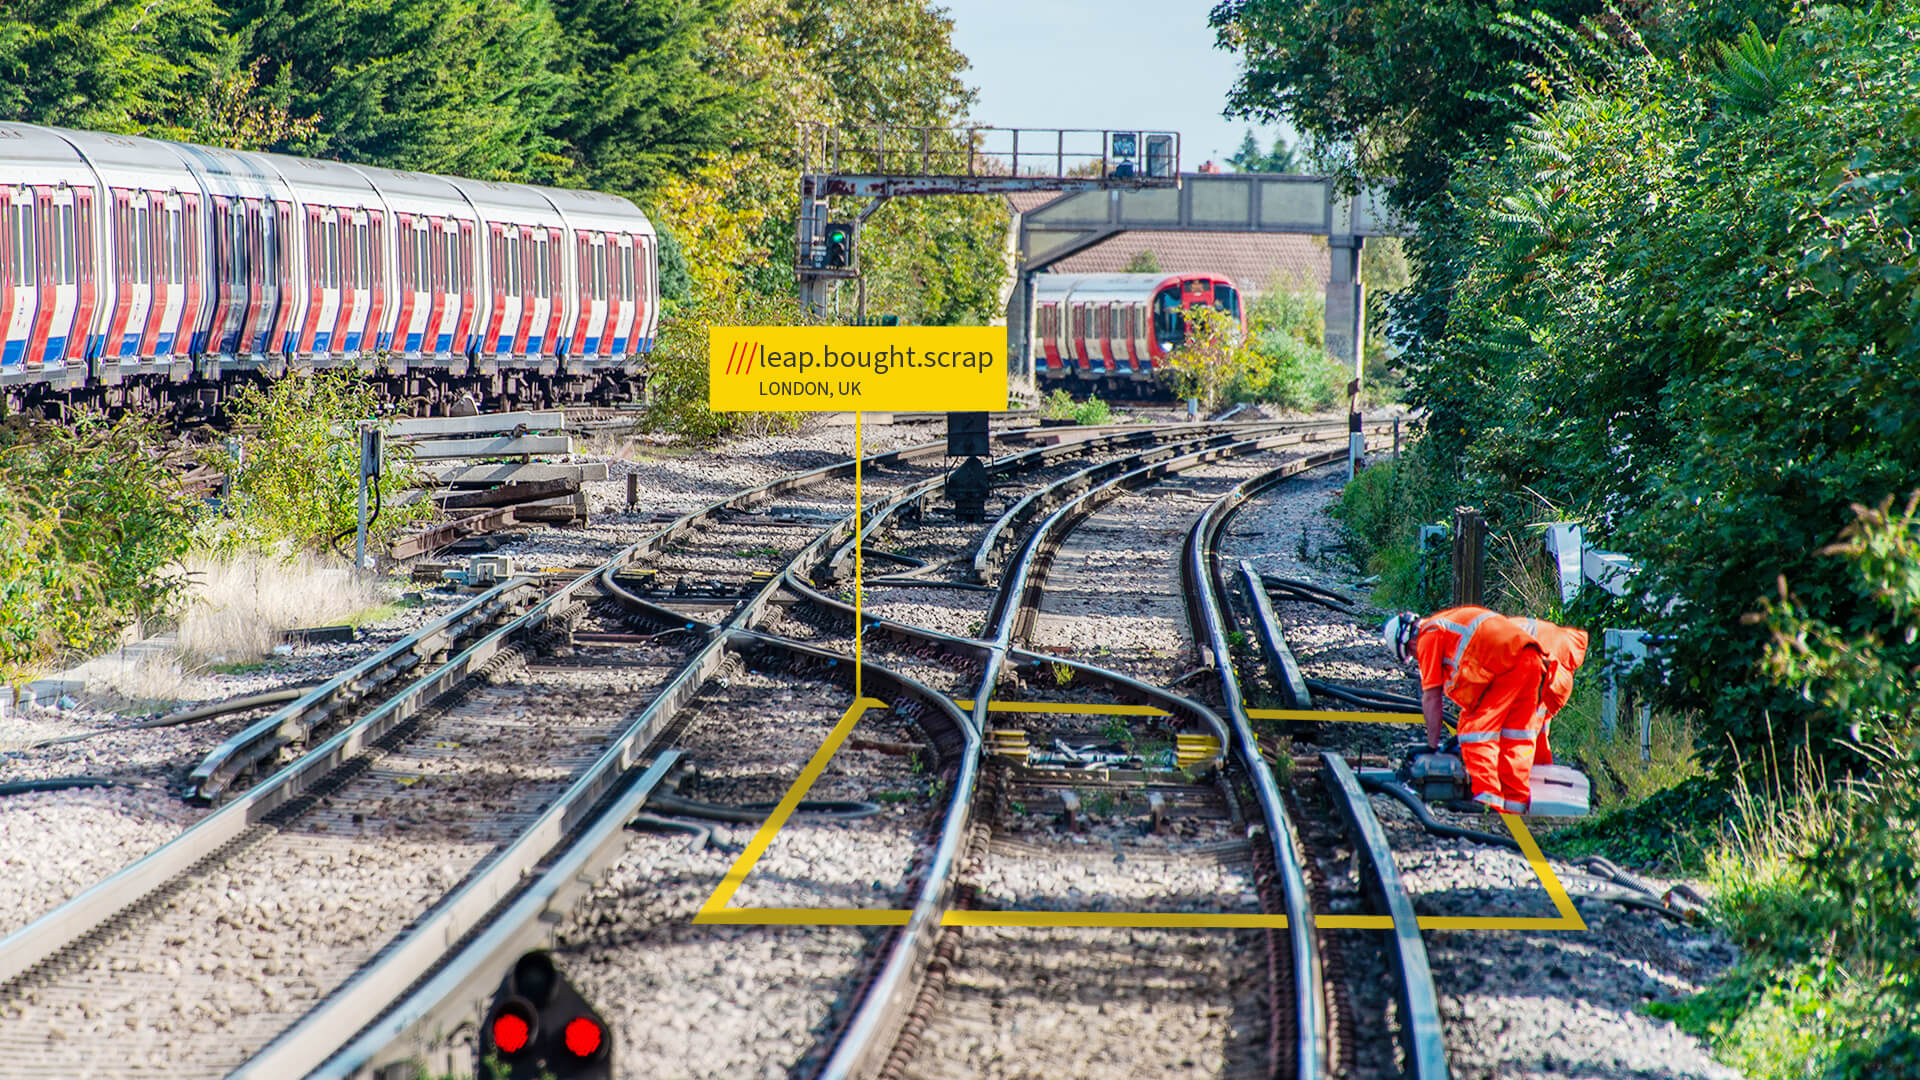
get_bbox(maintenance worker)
[1383,608,1550,813]
[1507,615,1589,765]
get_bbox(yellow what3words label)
[708,326,1008,412]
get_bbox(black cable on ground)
[645,792,882,822]
[0,776,149,798]
[1307,679,1422,710]
[628,812,716,852]
[28,684,325,749]
[1262,576,1360,613]
[1359,774,1696,921]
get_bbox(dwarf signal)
[481,951,611,1079]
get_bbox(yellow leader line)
[694,697,896,922]
[853,411,863,701]
[696,699,1586,931]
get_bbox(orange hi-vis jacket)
[1414,606,1543,710]
[1509,616,1589,718]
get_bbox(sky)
[941,0,1296,170]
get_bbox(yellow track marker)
[853,410,863,701]
[694,697,890,921]
[696,700,1588,931]
[1247,707,1422,725]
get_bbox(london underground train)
[0,123,658,415]
[1030,272,1244,391]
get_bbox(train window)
[136,204,151,285]
[449,232,460,293]
[357,223,368,287]
[1153,286,1184,346]
[596,243,607,299]
[168,209,180,283]
[326,220,338,289]
[430,227,445,293]
[1214,283,1239,318]
[61,203,76,285]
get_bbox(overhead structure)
[1011,174,1407,387]
[795,122,1180,319]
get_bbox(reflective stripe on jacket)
[1416,605,1543,709]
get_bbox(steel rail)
[970,425,1322,584]
[821,420,1292,582]
[1322,754,1451,1080]
[189,578,540,799]
[1184,434,1448,1080]
[1242,558,1315,710]
[815,427,1358,1080]
[288,631,974,1080]
[0,421,1082,1070]
[279,425,1087,1078]
[1182,449,1345,1080]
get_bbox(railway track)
[4,416,1360,1079]
[1185,446,1450,1080]
[761,426,1390,1078]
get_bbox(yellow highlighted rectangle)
[693,698,1587,932]
[708,326,1008,412]
[1248,707,1423,725]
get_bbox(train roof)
[41,127,196,192]
[0,123,103,188]
[1031,271,1240,304]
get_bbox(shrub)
[1333,450,1451,609]
[0,414,195,690]
[205,372,429,555]
[1041,389,1110,425]
[638,290,802,444]
[1647,492,1920,1080]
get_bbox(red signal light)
[563,1016,604,1058]
[491,1011,532,1055]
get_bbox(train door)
[153,195,190,360]
[1132,302,1152,372]
[569,233,593,357]
[1068,303,1092,373]
[636,233,657,353]
[242,199,275,355]
[268,201,296,355]
[482,223,508,358]
[392,213,417,354]
[106,190,138,360]
[452,221,476,357]
[363,211,386,357]
[1109,303,1132,373]
[541,227,564,358]
[418,219,444,357]
[331,209,368,354]
[612,235,637,355]
[0,192,18,370]
[296,207,323,354]
[509,225,535,358]
[175,198,202,359]
[206,196,236,355]
[27,188,65,368]
[437,221,461,357]
[126,190,165,362]
[68,188,97,366]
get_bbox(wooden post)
[626,472,638,513]
[1392,417,1401,462]
[1451,506,1486,607]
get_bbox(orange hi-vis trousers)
[1455,649,1549,813]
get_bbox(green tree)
[548,0,744,197]
[1227,128,1300,173]
[228,0,573,180]
[0,0,226,133]
[1124,250,1161,273]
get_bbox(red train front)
[1029,272,1244,391]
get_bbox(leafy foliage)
[0,416,196,689]
[1226,128,1299,173]
[1227,286,1350,411]
[206,373,429,555]
[1040,390,1111,426]
[1159,306,1259,408]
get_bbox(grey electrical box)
[946,412,989,458]
[948,456,990,522]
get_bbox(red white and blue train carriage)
[0,122,658,415]
[1030,271,1244,392]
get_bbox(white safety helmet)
[1382,611,1422,664]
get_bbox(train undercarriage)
[2,356,646,424]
